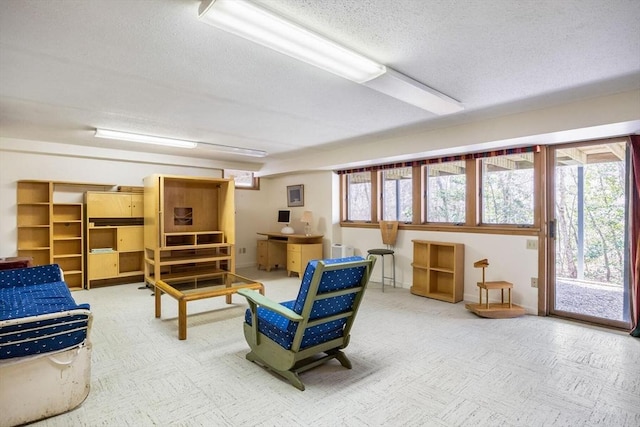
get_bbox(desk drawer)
[288,244,302,253]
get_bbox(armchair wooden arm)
[237,289,303,321]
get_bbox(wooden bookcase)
[16,180,114,290]
[143,175,235,285]
[17,181,52,267]
[411,240,464,303]
[52,203,84,289]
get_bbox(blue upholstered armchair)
[238,256,375,390]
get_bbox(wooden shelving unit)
[143,175,235,286]
[17,181,52,267]
[16,180,114,290]
[52,203,83,289]
[85,191,144,288]
[411,240,464,303]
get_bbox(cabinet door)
[130,194,144,217]
[87,193,132,218]
[118,226,144,252]
[88,252,118,279]
[300,244,322,267]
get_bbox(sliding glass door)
[548,140,631,329]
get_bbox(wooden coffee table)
[154,271,264,340]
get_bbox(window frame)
[338,147,544,236]
[223,169,260,190]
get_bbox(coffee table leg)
[178,299,187,340]
[155,286,162,318]
[225,275,232,304]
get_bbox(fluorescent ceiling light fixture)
[363,69,464,115]
[198,0,463,115]
[94,129,267,157]
[199,142,267,157]
[94,129,197,148]
[198,0,386,83]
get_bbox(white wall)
[341,227,539,313]
[0,140,224,257]
[259,89,640,176]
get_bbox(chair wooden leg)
[280,370,305,391]
[334,350,352,369]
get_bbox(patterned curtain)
[630,135,640,337]
[335,146,540,174]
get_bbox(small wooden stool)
[477,280,513,309]
[465,258,524,318]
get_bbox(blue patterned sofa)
[0,264,92,426]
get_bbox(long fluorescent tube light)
[198,0,464,115]
[94,129,267,157]
[94,129,197,148]
[363,69,464,115]
[199,142,267,158]
[198,0,386,83]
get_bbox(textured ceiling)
[0,0,639,171]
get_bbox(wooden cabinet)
[411,240,464,303]
[88,252,118,279]
[86,225,144,284]
[86,192,143,217]
[143,175,235,285]
[17,180,113,289]
[85,191,144,288]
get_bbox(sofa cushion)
[0,265,90,359]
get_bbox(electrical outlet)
[526,239,538,250]
[531,277,538,288]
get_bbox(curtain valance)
[336,145,540,175]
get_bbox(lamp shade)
[300,211,313,223]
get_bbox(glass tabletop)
[156,271,259,296]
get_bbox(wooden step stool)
[465,259,525,318]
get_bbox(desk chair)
[367,221,398,292]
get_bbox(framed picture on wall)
[287,184,304,207]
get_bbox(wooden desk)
[257,232,323,277]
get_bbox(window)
[425,160,466,223]
[224,169,259,189]
[382,167,412,222]
[339,145,540,230]
[346,171,371,221]
[480,153,534,225]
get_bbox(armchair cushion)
[244,256,366,350]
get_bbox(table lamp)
[300,211,313,236]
